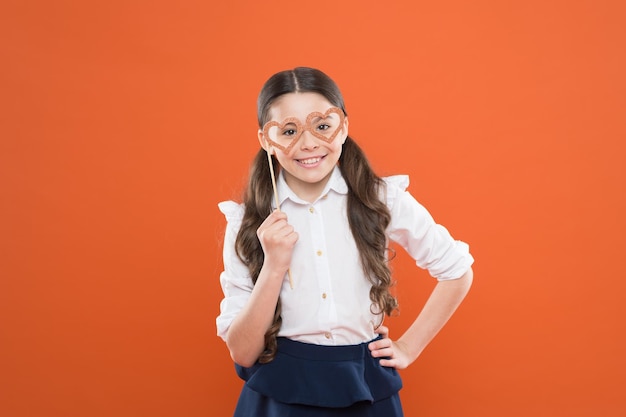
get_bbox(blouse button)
[309,207,314,213]
[324,332,332,339]
[322,292,327,299]
[316,250,323,257]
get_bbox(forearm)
[398,267,473,363]
[225,266,285,367]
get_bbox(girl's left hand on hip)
[368,325,412,370]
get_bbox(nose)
[299,130,319,150]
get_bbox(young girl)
[217,67,474,416]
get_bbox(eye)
[282,128,297,136]
[316,124,331,131]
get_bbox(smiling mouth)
[297,156,324,165]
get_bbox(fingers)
[258,211,298,243]
[368,334,393,358]
[369,325,392,357]
[257,211,298,272]
[370,345,395,359]
[369,339,409,370]
[258,210,288,232]
[374,325,389,338]
[368,326,410,369]
[378,357,399,368]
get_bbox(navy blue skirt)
[233,337,403,417]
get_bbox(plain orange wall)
[1,1,625,416]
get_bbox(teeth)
[299,157,321,165]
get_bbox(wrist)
[259,262,289,283]
[396,336,425,364]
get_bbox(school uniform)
[218,166,474,416]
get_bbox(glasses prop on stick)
[261,107,345,290]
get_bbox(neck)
[283,169,334,204]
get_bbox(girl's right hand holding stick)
[257,210,298,278]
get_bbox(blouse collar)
[275,165,347,207]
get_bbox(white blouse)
[217,166,474,346]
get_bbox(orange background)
[1,1,625,416]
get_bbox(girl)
[217,67,474,416]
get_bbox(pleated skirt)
[233,337,404,417]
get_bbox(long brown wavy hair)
[235,67,398,363]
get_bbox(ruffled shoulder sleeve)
[218,200,244,225]
[382,174,410,209]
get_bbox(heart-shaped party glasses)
[262,107,345,154]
